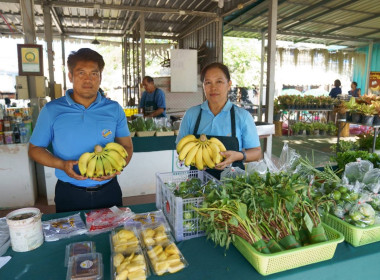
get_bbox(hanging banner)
[369,71,380,95]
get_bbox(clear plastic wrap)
[42,213,87,242]
[262,143,301,174]
[348,194,376,227]
[66,252,103,280]
[154,118,172,132]
[145,239,188,276]
[85,207,134,234]
[245,160,268,176]
[124,210,168,230]
[220,166,245,179]
[0,218,10,256]
[110,226,140,253]
[343,159,373,184]
[363,168,380,186]
[111,246,149,280]
[140,223,172,248]
[65,241,96,267]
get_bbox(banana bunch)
[176,134,226,170]
[78,142,128,178]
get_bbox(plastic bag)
[343,159,373,184]
[348,194,376,227]
[124,210,168,230]
[263,143,301,173]
[42,213,88,242]
[245,160,268,176]
[363,168,380,185]
[220,166,245,179]
[0,218,10,256]
[85,206,134,234]
[155,118,172,132]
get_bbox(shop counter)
[1,203,380,280]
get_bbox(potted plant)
[371,101,380,126]
[291,122,304,135]
[359,104,376,126]
[305,123,313,135]
[327,122,337,136]
[345,97,360,123]
[273,98,282,121]
[319,123,328,136]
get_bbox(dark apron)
[191,105,244,179]
[144,88,165,118]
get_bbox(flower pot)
[319,130,326,136]
[373,115,380,126]
[306,130,311,136]
[298,130,304,135]
[346,112,352,122]
[313,129,319,135]
[362,115,374,126]
[351,112,362,123]
[273,113,281,121]
[337,113,346,120]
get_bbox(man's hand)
[63,160,88,180]
[89,171,121,182]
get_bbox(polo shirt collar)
[65,89,102,106]
[201,100,232,113]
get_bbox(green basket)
[233,223,344,276]
[323,213,380,247]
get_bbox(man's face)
[68,60,102,100]
[142,79,155,93]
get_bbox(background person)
[28,48,133,213]
[176,62,261,179]
[348,81,361,97]
[329,79,342,98]
[139,76,166,118]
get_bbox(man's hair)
[334,79,341,87]
[143,76,154,83]
[67,48,105,73]
[200,62,231,82]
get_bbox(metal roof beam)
[49,6,63,34]
[46,1,218,18]
[321,13,380,35]
[282,0,360,31]
[179,17,218,39]
[224,0,287,34]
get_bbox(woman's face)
[351,83,356,89]
[203,67,232,106]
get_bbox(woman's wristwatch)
[240,150,246,163]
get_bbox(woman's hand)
[63,160,88,180]
[89,172,121,182]
[214,150,243,170]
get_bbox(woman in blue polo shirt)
[176,62,262,179]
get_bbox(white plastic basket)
[155,170,220,241]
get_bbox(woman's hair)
[67,48,105,73]
[200,62,231,82]
[352,81,358,87]
[334,79,341,87]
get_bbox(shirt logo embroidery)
[102,129,112,138]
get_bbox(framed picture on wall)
[17,44,44,76]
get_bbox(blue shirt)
[329,87,342,98]
[176,100,260,151]
[30,89,130,187]
[139,88,166,117]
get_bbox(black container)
[362,115,374,126]
[373,115,380,126]
[273,113,281,121]
[346,112,353,122]
[351,113,362,123]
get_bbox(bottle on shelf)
[20,122,29,143]
[13,122,21,144]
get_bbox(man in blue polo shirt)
[29,48,133,213]
[139,76,166,118]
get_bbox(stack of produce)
[195,171,329,253]
[176,134,226,170]
[78,142,128,178]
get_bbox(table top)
[1,203,380,280]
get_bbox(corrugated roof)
[0,0,379,47]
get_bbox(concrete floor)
[0,134,357,217]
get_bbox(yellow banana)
[209,137,226,152]
[176,135,196,153]
[103,153,123,172]
[209,142,222,164]
[86,155,98,178]
[101,155,114,176]
[78,152,94,176]
[106,149,127,169]
[105,142,128,158]
[202,144,215,169]
[195,144,204,170]
[184,144,199,166]
[95,156,104,177]
[178,141,198,161]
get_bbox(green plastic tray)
[323,213,380,247]
[233,223,344,276]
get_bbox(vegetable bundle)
[195,171,329,253]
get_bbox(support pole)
[43,4,55,99]
[140,13,145,79]
[61,34,66,91]
[264,0,278,156]
[364,41,373,95]
[258,31,265,122]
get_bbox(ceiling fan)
[89,10,103,25]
